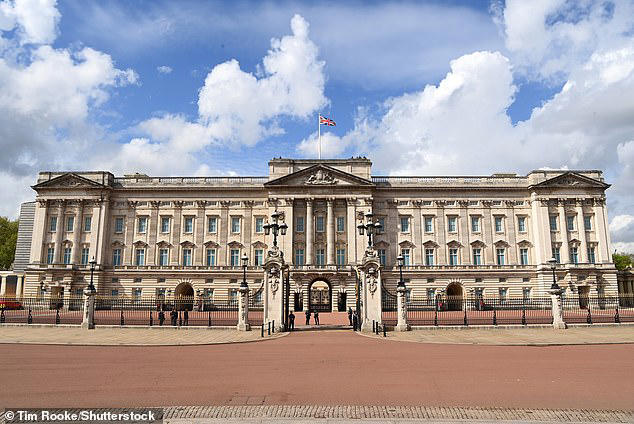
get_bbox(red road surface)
[1,331,633,410]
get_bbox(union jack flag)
[319,115,336,126]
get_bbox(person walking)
[158,309,165,326]
[305,309,311,325]
[288,311,295,331]
[314,310,320,325]
[348,307,353,326]
[352,310,358,331]
[183,309,189,326]
[170,308,177,326]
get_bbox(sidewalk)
[362,324,634,345]
[0,325,285,346]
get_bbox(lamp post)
[548,257,560,290]
[241,253,249,289]
[357,212,382,249]
[397,254,405,288]
[263,210,288,248]
[88,257,97,294]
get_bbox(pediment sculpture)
[305,169,337,185]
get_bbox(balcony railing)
[112,176,268,187]
[371,176,526,187]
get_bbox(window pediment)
[494,239,509,247]
[228,241,243,248]
[133,240,148,247]
[517,239,532,247]
[156,241,172,248]
[180,240,195,248]
[447,239,462,248]
[252,241,268,249]
[111,240,125,247]
[374,240,390,249]
[422,239,439,248]
[204,240,220,248]
[399,240,415,248]
[470,239,485,247]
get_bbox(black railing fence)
[0,296,84,325]
[562,295,634,324]
[248,291,264,326]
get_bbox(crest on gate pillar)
[263,248,285,332]
[358,250,382,332]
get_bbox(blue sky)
[1,0,634,251]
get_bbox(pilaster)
[305,198,314,265]
[171,201,183,265]
[326,198,335,265]
[147,201,160,265]
[557,200,570,264]
[435,200,447,264]
[575,200,587,263]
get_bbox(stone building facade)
[19,157,617,310]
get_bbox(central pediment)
[264,164,374,187]
[32,172,109,191]
[529,172,609,190]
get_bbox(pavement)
[1,330,634,411]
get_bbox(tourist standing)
[183,309,189,326]
[305,309,311,325]
[314,310,320,325]
[288,311,295,331]
[348,307,353,326]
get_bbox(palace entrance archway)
[309,279,331,312]
[446,282,463,311]
[174,282,194,311]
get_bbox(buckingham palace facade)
[18,157,617,309]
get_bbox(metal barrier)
[563,295,634,324]
[0,296,84,325]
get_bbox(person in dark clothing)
[314,310,320,325]
[305,309,311,325]
[170,309,177,326]
[183,309,189,326]
[158,310,165,326]
[288,312,295,330]
[348,307,353,326]
[352,311,358,331]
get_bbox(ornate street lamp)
[263,210,288,248]
[88,257,97,293]
[548,257,560,290]
[357,212,382,248]
[240,253,249,289]
[397,254,405,288]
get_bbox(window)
[47,247,55,264]
[203,288,213,300]
[472,248,482,265]
[50,216,57,232]
[336,248,345,265]
[66,216,74,232]
[161,217,170,233]
[208,217,217,233]
[424,248,434,266]
[254,249,264,265]
[523,287,531,302]
[133,288,142,299]
[496,248,505,265]
[471,216,480,232]
[336,216,345,232]
[566,215,575,231]
[494,216,504,233]
[549,215,558,231]
[427,288,436,302]
[296,216,304,232]
[137,217,148,233]
[112,249,121,266]
[570,246,578,264]
[295,248,304,265]
[206,249,216,266]
[230,249,240,266]
[184,217,194,233]
[424,216,433,233]
[316,216,325,232]
[135,249,145,265]
[378,249,386,266]
[499,287,508,302]
[81,248,89,265]
[449,248,458,265]
[63,247,72,264]
[552,246,561,263]
[584,215,592,231]
[400,217,410,233]
[519,248,529,265]
[159,248,169,266]
[587,246,596,264]
[401,248,411,266]
[182,248,192,266]
[230,217,240,233]
[114,217,124,233]
[447,216,457,233]
[229,288,238,302]
[517,216,526,232]
[316,249,325,265]
[84,216,92,232]
[111,289,119,297]
[255,217,264,233]
[377,217,385,233]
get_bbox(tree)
[613,253,633,271]
[0,217,19,270]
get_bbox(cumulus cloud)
[157,65,172,74]
[0,0,60,45]
[610,215,634,254]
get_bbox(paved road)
[1,330,632,410]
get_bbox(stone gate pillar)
[395,285,410,331]
[549,287,567,329]
[359,249,382,332]
[237,285,251,331]
[263,247,285,332]
[81,286,95,330]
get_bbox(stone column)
[124,201,136,265]
[327,198,335,265]
[549,287,567,329]
[346,198,358,265]
[263,248,284,332]
[72,200,84,264]
[305,198,314,265]
[395,285,410,331]
[15,276,23,299]
[435,201,447,264]
[482,201,493,264]
[218,201,229,266]
[54,200,66,263]
[81,286,96,329]
[557,201,570,264]
[194,201,207,266]
[237,285,251,331]
[359,252,382,332]
[171,202,183,265]
[576,200,588,263]
[147,202,160,265]
[505,201,517,264]
[0,276,6,296]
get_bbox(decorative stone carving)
[435,200,447,207]
[306,169,337,185]
[481,200,492,207]
[458,200,470,207]
[196,200,208,208]
[173,200,184,208]
[127,200,138,209]
[219,200,230,208]
[150,201,161,208]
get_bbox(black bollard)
[261,324,264,337]
[372,320,376,333]
[383,324,386,337]
[272,320,275,333]
[268,321,271,335]
[149,311,153,326]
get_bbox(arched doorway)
[309,279,331,312]
[174,282,194,311]
[446,282,463,311]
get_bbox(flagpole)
[318,114,321,160]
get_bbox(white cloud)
[610,215,634,254]
[157,65,172,74]
[0,0,60,45]
[297,131,348,158]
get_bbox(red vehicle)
[0,299,23,310]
